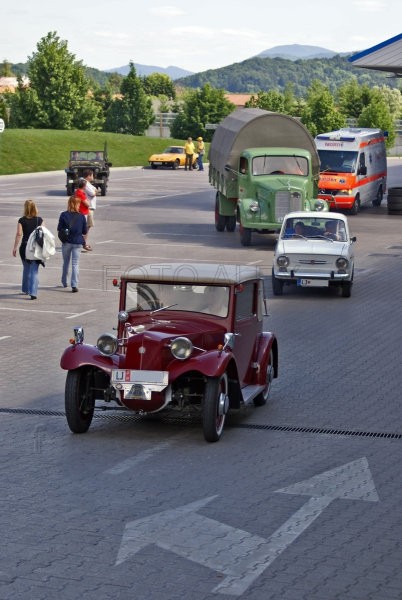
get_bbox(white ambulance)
[315,128,387,214]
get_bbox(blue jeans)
[197,154,204,171]
[22,259,39,296]
[61,243,81,288]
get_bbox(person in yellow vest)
[196,136,205,171]
[184,137,195,171]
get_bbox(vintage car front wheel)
[65,368,95,433]
[202,373,229,442]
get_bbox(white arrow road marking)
[115,458,379,596]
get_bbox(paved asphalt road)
[0,160,401,600]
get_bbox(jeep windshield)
[125,282,229,317]
[70,151,104,161]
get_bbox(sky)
[2,0,402,74]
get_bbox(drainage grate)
[0,407,401,439]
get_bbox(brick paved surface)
[0,165,401,599]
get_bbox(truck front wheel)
[240,225,252,246]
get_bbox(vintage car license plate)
[297,279,328,287]
[111,370,169,385]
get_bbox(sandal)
[83,245,93,251]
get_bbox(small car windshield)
[125,282,229,317]
[281,218,347,241]
[164,147,183,154]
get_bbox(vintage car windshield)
[252,155,308,176]
[318,150,358,173]
[281,217,347,241]
[125,282,230,317]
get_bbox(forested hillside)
[175,55,397,95]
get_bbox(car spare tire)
[387,187,402,214]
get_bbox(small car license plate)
[297,279,328,287]
[153,161,162,165]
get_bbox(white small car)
[272,211,356,297]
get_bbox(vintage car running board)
[241,384,264,405]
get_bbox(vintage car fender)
[60,343,121,373]
[254,332,279,385]
[168,349,234,381]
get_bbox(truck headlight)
[277,255,289,267]
[249,201,259,213]
[336,257,349,269]
[170,337,193,360]
[313,199,327,211]
[97,333,118,356]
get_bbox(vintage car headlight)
[118,310,129,322]
[97,333,118,356]
[336,257,349,269]
[249,201,259,213]
[276,255,289,268]
[170,337,193,360]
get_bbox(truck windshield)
[252,156,308,176]
[318,150,358,173]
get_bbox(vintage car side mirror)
[222,332,235,351]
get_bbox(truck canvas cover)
[208,108,320,178]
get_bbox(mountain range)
[106,44,348,79]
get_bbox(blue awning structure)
[349,33,402,77]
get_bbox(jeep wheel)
[254,350,274,406]
[65,368,95,433]
[66,184,73,196]
[202,373,229,442]
[100,183,107,196]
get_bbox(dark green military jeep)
[64,144,112,196]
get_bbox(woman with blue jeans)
[12,199,43,300]
[58,196,87,293]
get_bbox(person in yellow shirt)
[196,137,205,171]
[184,137,195,171]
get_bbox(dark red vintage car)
[60,263,278,442]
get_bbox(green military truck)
[208,108,327,246]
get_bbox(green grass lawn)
[0,129,207,176]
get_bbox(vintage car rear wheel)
[254,350,274,406]
[65,368,95,433]
[202,373,229,442]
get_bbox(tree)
[170,84,234,141]
[0,60,14,77]
[244,90,285,113]
[301,80,345,137]
[337,79,373,119]
[105,62,154,135]
[17,31,103,130]
[142,73,176,100]
[358,96,396,149]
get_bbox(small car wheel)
[341,281,352,298]
[151,163,157,169]
[254,350,274,406]
[65,368,95,433]
[172,159,180,170]
[202,373,229,442]
[271,270,283,296]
